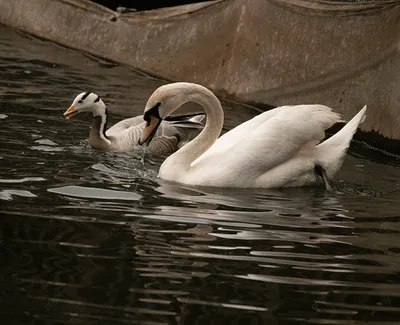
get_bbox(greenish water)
[1,25,400,325]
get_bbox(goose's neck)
[162,87,224,172]
[89,109,111,149]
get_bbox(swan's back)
[191,104,341,170]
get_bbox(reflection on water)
[1,26,400,325]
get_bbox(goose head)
[64,92,106,119]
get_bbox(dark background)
[92,0,209,11]
[92,0,386,11]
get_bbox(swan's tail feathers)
[317,105,367,178]
[165,112,205,128]
[313,105,344,127]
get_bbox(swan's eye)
[78,100,83,104]
[144,114,150,126]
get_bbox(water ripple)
[2,24,400,325]
[47,185,142,201]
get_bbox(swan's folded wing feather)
[191,105,341,174]
[191,106,287,167]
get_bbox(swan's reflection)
[124,182,357,323]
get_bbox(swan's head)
[64,92,106,119]
[138,83,196,146]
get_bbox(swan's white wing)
[191,105,341,175]
[191,106,287,166]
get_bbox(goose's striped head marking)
[64,92,105,119]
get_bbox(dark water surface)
[1,25,400,325]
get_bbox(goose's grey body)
[64,92,205,155]
[89,113,204,154]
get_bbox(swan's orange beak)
[63,105,78,119]
[138,116,162,146]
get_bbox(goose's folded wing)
[147,136,179,154]
[157,115,205,145]
[191,105,341,171]
[108,124,180,153]
[106,116,145,137]
[106,123,144,152]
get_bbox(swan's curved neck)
[161,86,224,173]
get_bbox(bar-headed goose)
[63,91,204,154]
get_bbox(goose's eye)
[78,100,83,104]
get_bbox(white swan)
[138,82,367,189]
[64,91,204,154]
